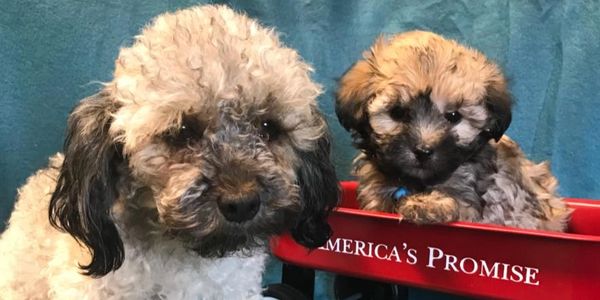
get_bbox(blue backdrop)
[1,1,599,299]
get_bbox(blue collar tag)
[393,187,410,201]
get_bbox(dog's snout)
[414,145,433,162]
[217,193,261,223]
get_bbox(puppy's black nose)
[217,194,261,223]
[414,146,433,162]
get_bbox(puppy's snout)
[212,156,266,222]
[414,145,434,162]
[217,193,261,223]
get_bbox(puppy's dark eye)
[389,106,409,122]
[259,119,281,141]
[444,111,462,124]
[165,116,203,147]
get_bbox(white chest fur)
[49,238,267,300]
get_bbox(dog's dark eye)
[444,111,462,124]
[389,106,409,122]
[166,117,203,147]
[259,119,281,141]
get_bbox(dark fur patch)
[484,83,512,141]
[48,91,125,277]
[366,91,496,189]
[334,63,376,154]
[291,122,339,248]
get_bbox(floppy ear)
[335,60,371,130]
[291,118,339,248]
[335,60,374,149]
[484,80,512,142]
[49,91,125,277]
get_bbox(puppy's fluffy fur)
[336,31,569,230]
[0,5,338,299]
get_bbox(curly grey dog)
[0,5,337,299]
[335,31,568,230]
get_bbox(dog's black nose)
[414,146,433,162]
[217,194,261,223]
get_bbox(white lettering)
[319,239,540,286]
[424,247,540,286]
[389,246,401,262]
[355,240,368,257]
[427,247,444,268]
[366,242,374,258]
[459,257,478,274]
[319,238,340,252]
[524,267,540,286]
[509,265,524,283]
[501,263,510,280]
[342,238,352,254]
[374,244,388,260]
[407,249,417,265]
[444,254,459,272]
[479,261,500,279]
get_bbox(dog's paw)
[397,192,458,225]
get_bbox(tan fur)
[340,31,570,230]
[0,5,332,299]
[398,190,460,224]
[108,5,324,154]
[340,32,502,105]
[0,154,95,299]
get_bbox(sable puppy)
[336,31,568,230]
[0,5,338,299]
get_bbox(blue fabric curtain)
[1,1,599,299]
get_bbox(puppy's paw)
[397,191,458,225]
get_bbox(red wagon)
[269,181,600,299]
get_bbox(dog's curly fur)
[0,5,338,299]
[336,31,569,230]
